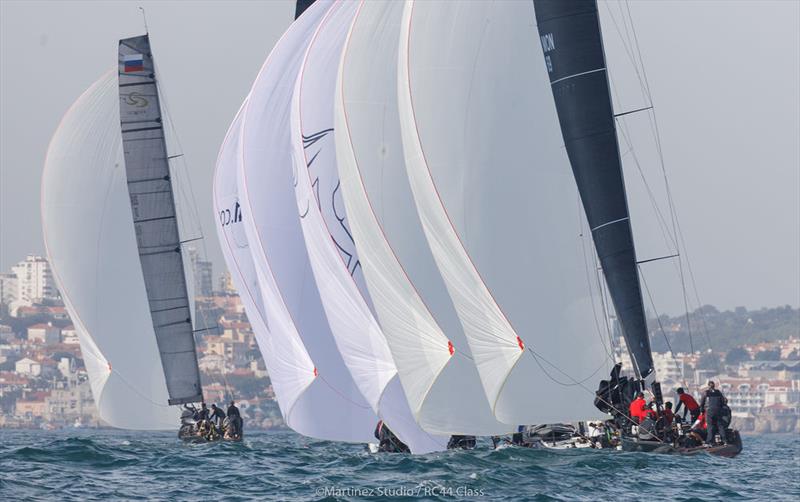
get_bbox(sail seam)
[590,216,629,232]
[549,67,605,86]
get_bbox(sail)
[289,0,446,452]
[215,102,343,437]
[42,70,177,429]
[236,0,377,442]
[396,0,612,424]
[533,0,654,378]
[118,35,203,404]
[335,0,512,435]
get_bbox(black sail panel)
[533,0,654,378]
[118,34,204,404]
[295,0,316,19]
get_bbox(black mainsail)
[118,34,203,405]
[533,0,654,379]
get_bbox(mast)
[118,34,203,405]
[533,0,654,380]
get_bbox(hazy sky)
[1,0,798,315]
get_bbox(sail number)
[219,201,243,227]
[540,32,555,73]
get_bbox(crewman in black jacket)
[699,381,727,445]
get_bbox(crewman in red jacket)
[675,387,700,422]
[661,401,675,425]
[629,392,648,423]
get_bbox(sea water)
[1,429,798,501]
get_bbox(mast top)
[138,6,149,34]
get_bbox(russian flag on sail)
[123,54,144,73]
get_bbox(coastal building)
[219,271,235,294]
[11,255,59,305]
[0,324,14,342]
[205,335,248,368]
[15,396,48,420]
[652,352,687,386]
[187,247,214,297]
[61,325,79,345]
[740,361,800,380]
[198,353,226,373]
[14,305,68,320]
[44,379,96,423]
[0,273,17,305]
[15,357,42,377]
[27,322,61,344]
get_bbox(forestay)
[397,0,612,424]
[42,70,177,429]
[118,35,202,405]
[237,0,377,442]
[335,0,512,435]
[290,0,446,452]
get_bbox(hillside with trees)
[648,304,799,353]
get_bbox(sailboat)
[531,0,741,457]
[42,34,221,439]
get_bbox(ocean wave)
[0,430,797,501]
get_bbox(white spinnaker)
[237,0,377,442]
[290,0,446,453]
[42,70,177,429]
[335,0,512,436]
[214,102,325,435]
[398,0,612,424]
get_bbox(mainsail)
[533,0,654,379]
[335,0,512,435]
[118,35,203,404]
[42,69,178,429]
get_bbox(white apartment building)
[11,255,59,304]
[0,273,17,305]
[652,352,687,385]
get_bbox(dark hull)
[621,431,743,458]
[178,425,242,443]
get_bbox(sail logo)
[124,92,149,108]
[219,201,243,227]
[540,32,555,73]
[299,128,362,278]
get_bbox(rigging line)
[637,253,680,265]
[149,57,227,401]
[601,1,651,106]
[624,0,699,354]
[614,105,653,118]
[578,197,615,362]
[639,266,690,390]
[613,94,679,254]
[522,346,666,442]
[676,226,714,352]
[593,240,616,357]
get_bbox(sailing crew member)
[629,392,648,423]
[674,388,700,422]
[691,411,707,436]
[661,402,675,425]
[209,404,226,429]
[196,402,210,422]
[699,381,727,445]
[227,400,242,438]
